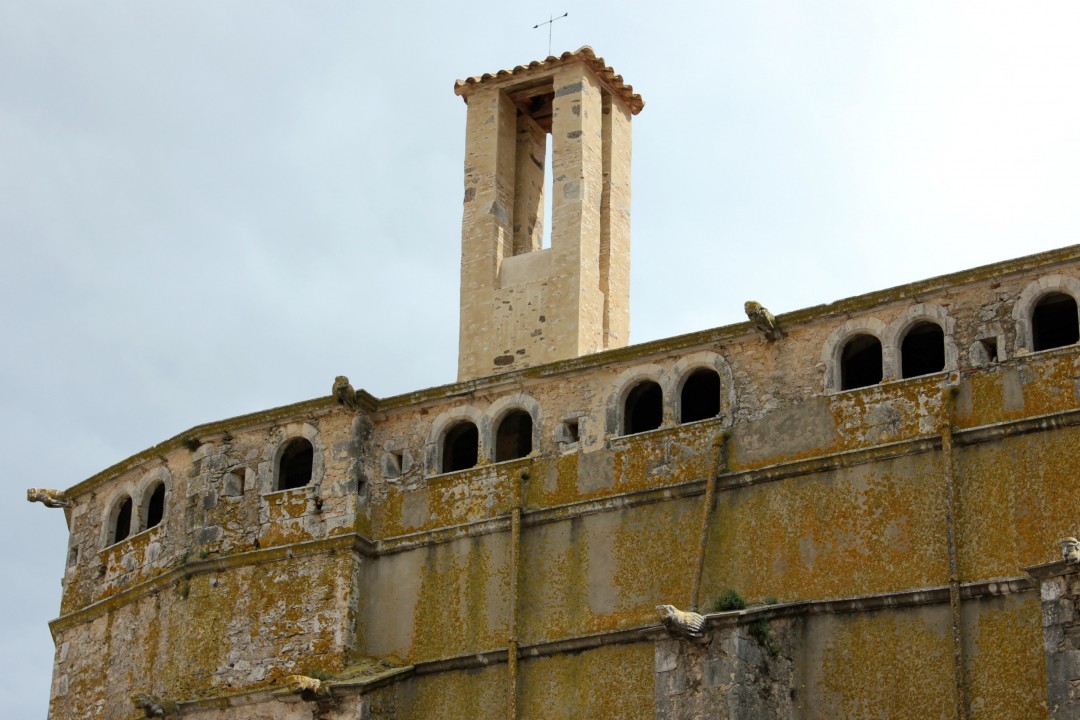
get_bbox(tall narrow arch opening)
[900,322,946,379]
[278,438,314,491]
[145,483,166,530]
[111,496,133,545]
[680,368,721,424]
[624,380,663,435]
[495,410,533,462]
[1032,292,1080,351]
[442,421,479,473]
[840,334,883,390]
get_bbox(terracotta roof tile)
[454,46,644,115]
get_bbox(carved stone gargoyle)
[744,301,785,342]
[656,604,707,641]
[332,375,361,411]
[285,674,332,703]
[1059,537,1080,565]
[27,488,70,509]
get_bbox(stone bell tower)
[453,47,644,381]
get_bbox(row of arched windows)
[434,367,726,474]
[107,477,167,547]
[442,409,534,473]
[623,368,721,435]
[837,290,1080,391]
[840,321,947,391]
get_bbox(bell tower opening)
[454,48,644,381]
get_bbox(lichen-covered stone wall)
[40,247,1080,717]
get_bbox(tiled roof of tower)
[454,46,645,115]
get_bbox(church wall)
[40,248,1080,716]
[704,451,950,605]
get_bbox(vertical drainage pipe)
[691,432,728,611]
[940,385,968,720]
[507,469,526,720]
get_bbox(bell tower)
[453,47,644,381]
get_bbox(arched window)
[840,334,883,390]
[111,496,133,545]
[1032,292,1080,351]
[278,438,314,490]
[495,410,533,462]
[680,368,721,423]
[145,482,166,530]
[900,322,945,379]
[442,421,479,473]
[624,380,663,435]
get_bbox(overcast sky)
[4,2,1080,716]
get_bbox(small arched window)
[495,410,533,462]
[840,334,883,390]
[278,438,314,490]
[900,322,945,379]
[442,421,479,473]
[112,496,133,545]
[624,380,663,435]
[145,483,166,530]
[1032,292,1080,351]
[680,369,721,423]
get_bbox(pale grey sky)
[4,2,1080,715]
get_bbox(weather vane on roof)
[533,12,568,57]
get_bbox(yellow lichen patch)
[97,526,164,602]
[258,490,316,548]
[394,665,504,720]
[827,376,945,454]
[610,421,720,496]
[518,642,653,720]
[812,609,953,719]
[409,535,510,661]
[706,454,948,603]
[963,593,1045,719]
[519,500,698,644]
[955,428,1080,580]
[526,452,578,507]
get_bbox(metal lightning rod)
[533,12,568,57]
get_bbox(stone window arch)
[137,467,171,532]
[1014,275,1080,353]
[679,369,721,423]
[106,494,134,546]
[264,422,325,494]
[425,407,487,475]
[623,380,664,435]
[488,394,542,462]
[442,420,480,472]
[883,303,958,381]
[822,318,889,392]
[899,321,945,378]
[840,334,883,390]
[494,409,533,461]
[277,437,314,490]
[671,352,736,426]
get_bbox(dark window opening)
[67,546,79,568]
[495,410,533,462]
[442,421,479,473]
[560,418,580,444]
[624,381,663,435]
[278,438,314,490]
[1032,292,1080,351]
[680,369,721,423]
[978,337,1000,364]
[146,483,165,529]
[901,322,946,379]
[113,496,133,544]
[840,334,883,390]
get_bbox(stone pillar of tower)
[454,48,644,381]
